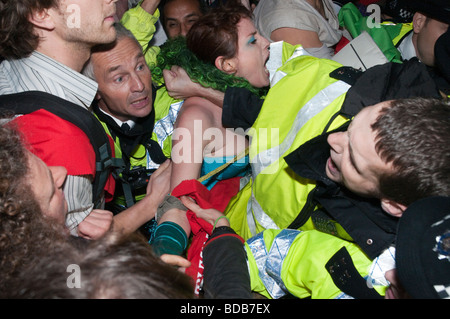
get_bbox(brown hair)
[0,118,67,287]
[372,98,450,206]
[5,232,195,298]
[186,3,252,65]
[0,0,59,59]
[0,120,193,299]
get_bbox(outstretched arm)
[112,160,172,234]
[120,0,161,66]
[140,0,160,14]
[163,66,264,129]
[181,197,252,299]
[153,98,218,254]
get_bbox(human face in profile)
[49,0,118,46]
[325,101,394,198]
[27,152,68,225]
[233,17,271,88]
[413,13,449,67]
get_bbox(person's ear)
[380,198,407,217]
[215,56,237,75]
[412,12,427,34]
[28,8,56,31]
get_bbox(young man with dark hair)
[324,98,450,213]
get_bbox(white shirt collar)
[397,32,417,61]
[99,107,136,129]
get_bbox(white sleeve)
[63,175,95,236]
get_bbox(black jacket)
[285,128,398,260]
[284,59,442,259]
[222,58,442,130]
[222,59,441,259]
[202,227,252,299]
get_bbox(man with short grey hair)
[83,22,171,238]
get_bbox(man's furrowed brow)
[107,65,121,74]
[136,52,144,60]
[106,51,144,74]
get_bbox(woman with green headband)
[150,4,270,258]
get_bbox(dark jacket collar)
[92,86,167,165]
[335,58,441,118]
[281,59,440,259]
[285,125,398,260]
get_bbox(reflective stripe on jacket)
[245,228,388,299]
[225,53,350,240]
[152,86,184,158]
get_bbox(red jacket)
[13,109,115,200]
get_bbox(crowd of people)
[0,0,449,300]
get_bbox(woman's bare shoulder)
[176,97,221,128]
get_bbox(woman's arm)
[156,98,217,246]
[169,97,217,191]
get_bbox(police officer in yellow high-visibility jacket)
[85,5,169,221]
[223,40,443,262]
[224,49,352,240]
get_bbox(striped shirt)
[0,51,99,235]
